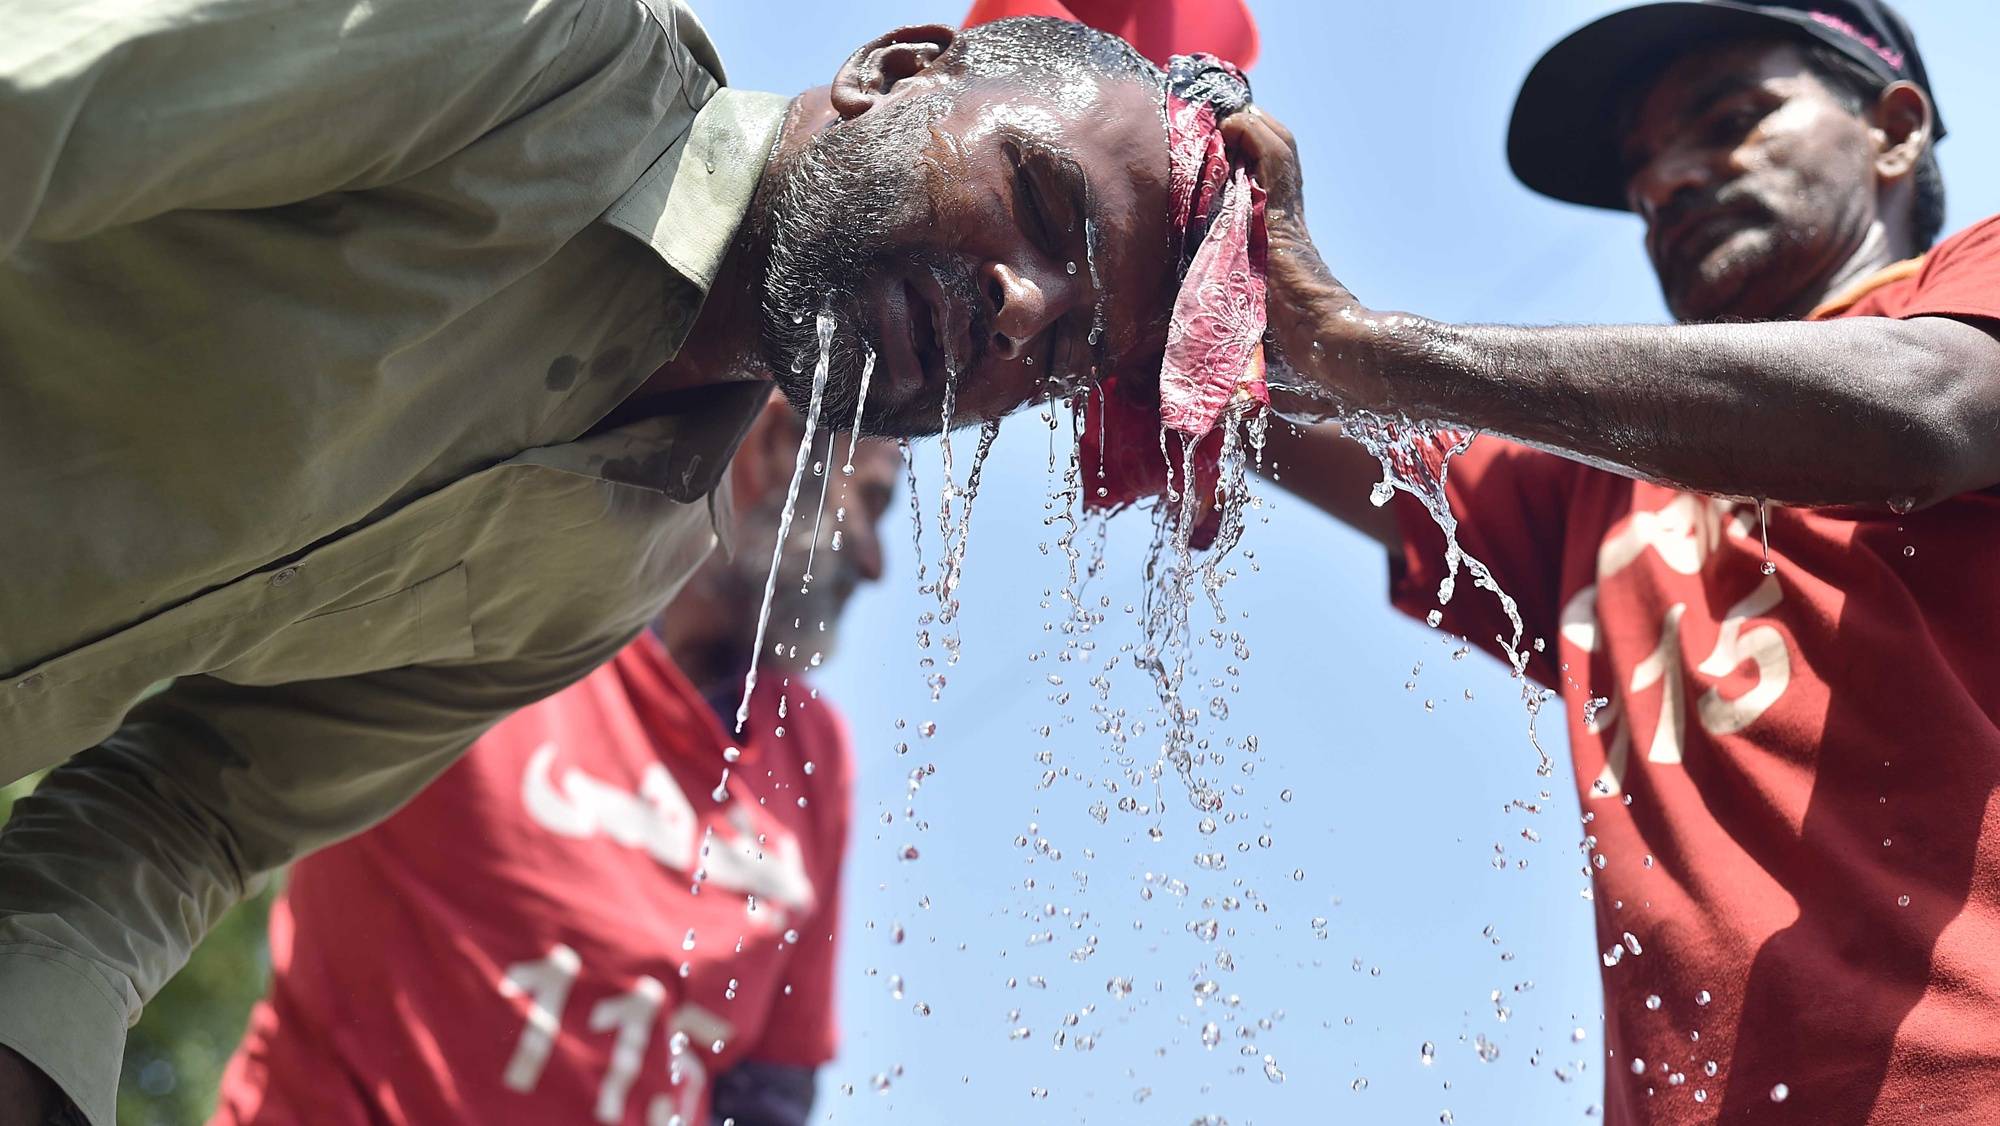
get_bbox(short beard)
[760,93,948,434]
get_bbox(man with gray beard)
[0,5,1189,1119]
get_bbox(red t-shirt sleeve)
[1388,436,1588,687]
[1846,214,2000,324]
[745,701,854,1068]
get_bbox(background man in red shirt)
[208,400,902,1126]
[1239,0,2000,1122]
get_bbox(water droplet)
[1349,1076,1366,1091]
[681,929,697,951]
[1420,1041,1436,1065]
[1065,261,1078,275]
[1645,994,1661,1010]
[1696,990,1711,1005]
[1200,1022,1221,1049]
[1903,545,1917,558]
[1426,609,1443,627]
[1631,1057,1647,1075]
[1898,894,1911,907]
[1889,495,1916,514]
[1771,1082,1790,1102]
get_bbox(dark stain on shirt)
[545,355,581,391]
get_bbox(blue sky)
[695,2,2000,1122]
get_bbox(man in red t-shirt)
[1231,1,2000,1122]
[209,400,902,1126]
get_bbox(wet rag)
[1079,53,1268,544]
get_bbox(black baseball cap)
[1507,0,1945,210]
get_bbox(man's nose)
[1628,145,1713,227]
[981,261,1079,362]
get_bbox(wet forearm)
[1315,311,2000,509]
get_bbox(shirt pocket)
[214,563,476,688]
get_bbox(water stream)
[733,312,834,736]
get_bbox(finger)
[1221,115,1292,174]
[1248,105,1300,151]
[1221,116,1302,199]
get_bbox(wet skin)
[848,80,1179,434]
[1234,34,2000,530]
[772,25,1181,435]
[634,25,1180,441]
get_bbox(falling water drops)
[735,313,835,734]
[1757,497,1777,575]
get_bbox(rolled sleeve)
[0,634,635,1125]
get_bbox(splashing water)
[900,438,927,586]
[843,346,875,477]
[1756,496,1776,575]
[926,360,1003,676]
[1133,401,1268,810]
[1083,218,1107,349]
[1335,407,1554,778]
[799,431,835,593]
[734,312,834,735]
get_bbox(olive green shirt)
[0,1,787,1120]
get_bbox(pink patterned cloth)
[1157,53,1270,437]
[1076,53,1265,545]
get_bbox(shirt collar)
[603,87,791,303]
[1808,255,1929,320]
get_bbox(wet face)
[1620,40,1884,322]
[761,60,1177,437]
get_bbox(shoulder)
[1852,214,2000,323]
[1919,216,2000,278]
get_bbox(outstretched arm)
[1226,110,2000,514]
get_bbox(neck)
[619,94,821,406]
[626,230,773,405]
[1798,219,1911,316]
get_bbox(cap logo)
[1808,11,1906,71]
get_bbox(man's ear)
[830,24,956,121]
[1871,80,1933,183]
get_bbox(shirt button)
[270,566,300,587]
